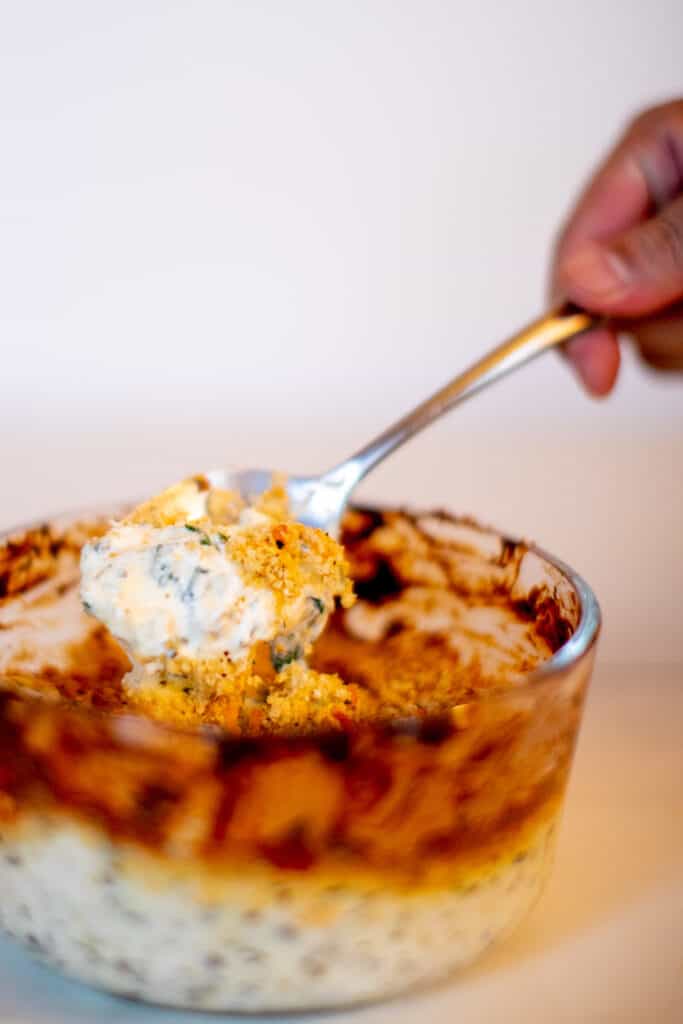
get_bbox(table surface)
[0,662,681,1024]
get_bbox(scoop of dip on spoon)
[80,475,360,731]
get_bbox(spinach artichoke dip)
[0,483,598,1012]
[80,475,358,732]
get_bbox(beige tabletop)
[0,661,680,1024]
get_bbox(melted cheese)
[80,521,277,663]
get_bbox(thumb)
[558,193,683,317]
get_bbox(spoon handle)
[326,303,601,490]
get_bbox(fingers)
[552,99,683,275]
[565,327,621,396]
[550,100,683,393]
[558,193,683,316]
[565,305,683,391]
[552,100,683,307]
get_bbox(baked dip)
[0,481,599,1012]
[79,476,358,733]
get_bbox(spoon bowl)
[206,465,361,534]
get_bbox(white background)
[1,0,682,663]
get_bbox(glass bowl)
[0,503,599,1012]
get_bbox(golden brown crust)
[125,655,371,735]
[123,476,218,527]
[224,518,354,611]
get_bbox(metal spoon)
[208,302,599,535]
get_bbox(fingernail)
[562,243,631,302]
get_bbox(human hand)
[551,99,683,395]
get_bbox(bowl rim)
[0,502,601,709]
[524,542,601,681]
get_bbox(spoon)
[208,302,599,535]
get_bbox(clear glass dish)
[0,503,599,1012]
